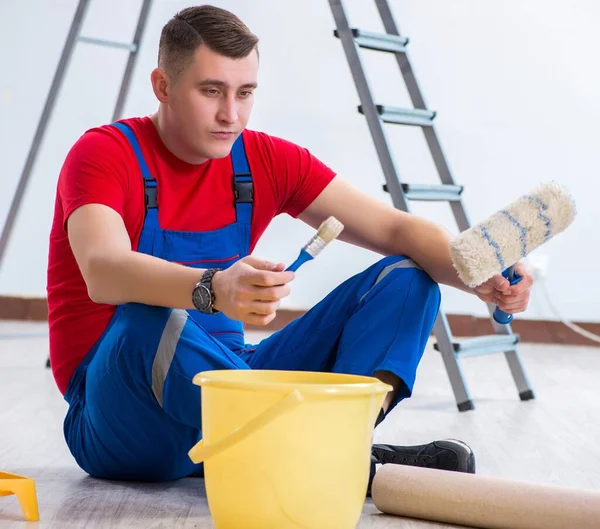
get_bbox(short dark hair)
[158,5,259,78]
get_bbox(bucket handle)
[188,389,304,464]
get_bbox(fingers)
[238,282,289,325]
[228,297,283,326]
[508,273,533,296]
[215,257,294,325]
[245,312,277,326]
[501,262,533,294]
[489,273,510,292]
[248,300,281,315]
[479,267,533,296]
[242,256,279,270]
[238,256,294,286]
[250,284,291,302]
[249,269,295,287]
[494,269,532,313]
[495,290,529,304]
[242,301,280,327]
[475,273,509,296]
[514,260,533,281]
[238,285,290,304]
[498,272,531,299]
[241,256,286,274]
[494,292,530,313]
[494,302,528,314]
[474,262,534,315]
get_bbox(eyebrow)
[197,79,257,89]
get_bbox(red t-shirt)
[47,116,336,395]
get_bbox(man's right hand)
[212,256,295,326]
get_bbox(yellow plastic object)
[0,471,40,522]
[188,370,391,529]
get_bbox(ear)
[151,68,170,104]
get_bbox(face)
[153,44,258,162]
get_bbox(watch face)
[193,284,212,311]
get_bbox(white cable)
[536,278,600,345]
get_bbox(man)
[47,5,532,491]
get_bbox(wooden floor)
[1,319,599,528]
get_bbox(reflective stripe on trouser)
[64,255,440,481]
[63,303,250,482]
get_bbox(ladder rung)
[77,36,138,52]
[434,334,520,358]
[383,183,464,202]
[359,104,435,126]
[334,28,409,53]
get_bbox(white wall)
[1,0,598,322]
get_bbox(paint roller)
[449,181,576,324]
[371,464,600,529]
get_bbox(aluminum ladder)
[0,0,153,278]
[0,0,153,367]
[328,0,535,411]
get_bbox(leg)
[239,256,475,495]
[376,370,403,414]
[242,255,439,412]
[63,303,249,482]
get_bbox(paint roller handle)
[493,266,523,325]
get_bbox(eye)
[238,90,253,98]
[203,88,220,96]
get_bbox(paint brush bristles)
[303,216,344,257]
[286,216,344,272]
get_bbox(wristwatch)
[192,268,221,314]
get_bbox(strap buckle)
[145,180,158,209]
[234,180,253,204]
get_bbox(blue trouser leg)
[63,303,249,481]
[64,256,439,482]
[240,255,441,410]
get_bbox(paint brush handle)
[493,266,523,324]
[285,249,313,272]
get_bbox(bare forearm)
[86,250,204,308]
[393,215,473,293]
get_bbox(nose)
[217,95,238,125]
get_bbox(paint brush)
[286,216,344,272]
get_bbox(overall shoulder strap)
[112,122,159,229]
[230,133,253,225]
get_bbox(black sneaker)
[367,439,475,496]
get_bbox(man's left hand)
[474,261,534,315]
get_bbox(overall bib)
[63,123,441,482]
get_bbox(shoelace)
[388,454,435,467]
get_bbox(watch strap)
[201,268,221,313]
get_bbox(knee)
[372,255,441,303]
[374,255,430,278]
[374,255,438,285]
[376,255,412,268]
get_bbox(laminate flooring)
[1,320,599,528]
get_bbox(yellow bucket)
[188,370,392,529]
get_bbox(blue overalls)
[63,123,442,482]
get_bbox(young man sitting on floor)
[47,5,533,491]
